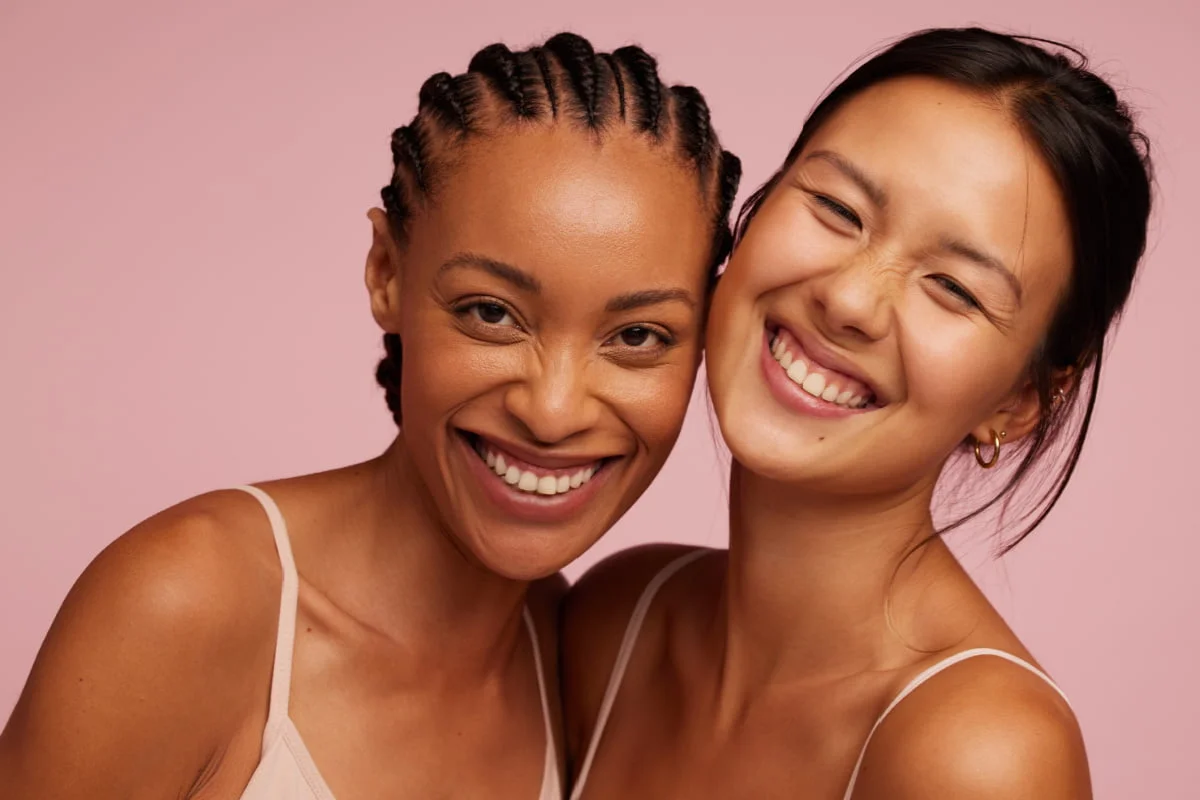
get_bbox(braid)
[374,33,740,426]
[531,48,559,116]
[375,333,404,424]
[418,72,474,132]
[469,43,533,117]
[389,124,427,191]
[612,46,663,135]
[710,150,743,273]
[544,33,605,128]
[602,53,627,120]
[669,85,713,173]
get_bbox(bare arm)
[0,495,278,799]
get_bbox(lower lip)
[759,329,865,419]
[456,434,614,524]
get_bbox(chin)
[464,523,594,582]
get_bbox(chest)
[298,627,552,799]
[211,609,556,800]
[575,675,880,800]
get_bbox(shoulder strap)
[569,549,708,799]
[842,647,1070,799]
[523,606,562,800]
[234,485,300,741]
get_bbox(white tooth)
[504,465,520,485]
[537,475,557,495]
[786,360,807,385]
[821,384,840,402]
[771,337,783,356]
[780,351,793,369]
[570,470,584,489]
[495,455,507,476]
[583,467,595,482]
[801,372,826,397]
[556,475,571,493]
[849,395,864,408]
[485,450,496,468]
[836,390,853,406]
[518,471,539,492]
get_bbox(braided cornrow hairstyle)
[376,32,742,426]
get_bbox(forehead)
[804,77,1073,303]
[410,126,713,291]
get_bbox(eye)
[604,324,675,359]
[617,326,658,347]
[930,275,981,309]
[464,301,516,327]
[814,195,862,229]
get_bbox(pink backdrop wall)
[2,0,1196,795]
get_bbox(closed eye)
[814,195,862,229]
[929,275,981,309]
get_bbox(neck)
[716,462,950,692]
[311,434,530,682]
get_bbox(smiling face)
[367,125,713,579]
[707,77,1073,497]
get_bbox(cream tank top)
[235,485,561,800]
[569,549,1070,800]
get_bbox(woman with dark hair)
[565,27,1152,798]
[0,33,740,799]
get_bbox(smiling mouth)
[459,432,612,498]
[767,325,880,410]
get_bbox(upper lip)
[772,320,885,403]
[462,430,617,470]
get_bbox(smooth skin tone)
[565,77,1090,799]
[0,125,713,799]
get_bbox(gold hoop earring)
[974,429,1005,469]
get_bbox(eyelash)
[605,325,674,355]
[458,299,519,328]
[805,189,989,315]
[815,194,863,229]
[454,299,675,354]
[930,276,981,310]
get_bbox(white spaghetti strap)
[569,549,708,800]
[234,485,301,742]
[522,607,562,799]
[841,647,1071,800]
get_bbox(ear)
[970,368,1076,446]
[365,208,404,334]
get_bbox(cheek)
[398,316,522,429]
[726,195,849,295]
[899,311,1025,420]
[603,361,698,453]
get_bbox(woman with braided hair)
[0,32,740,799]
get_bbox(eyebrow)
[437,252,541,293]
[939,237,1024,303]
[606,288,696,313]
[803,149,888,209]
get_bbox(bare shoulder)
[0,488,283,798]
[852,654,1090,799]
[560,543,701,760]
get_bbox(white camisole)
[235,485,561,800]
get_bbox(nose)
[812,252,894,343]
[504,347,602,445]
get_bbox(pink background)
[2,1,1196,795]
